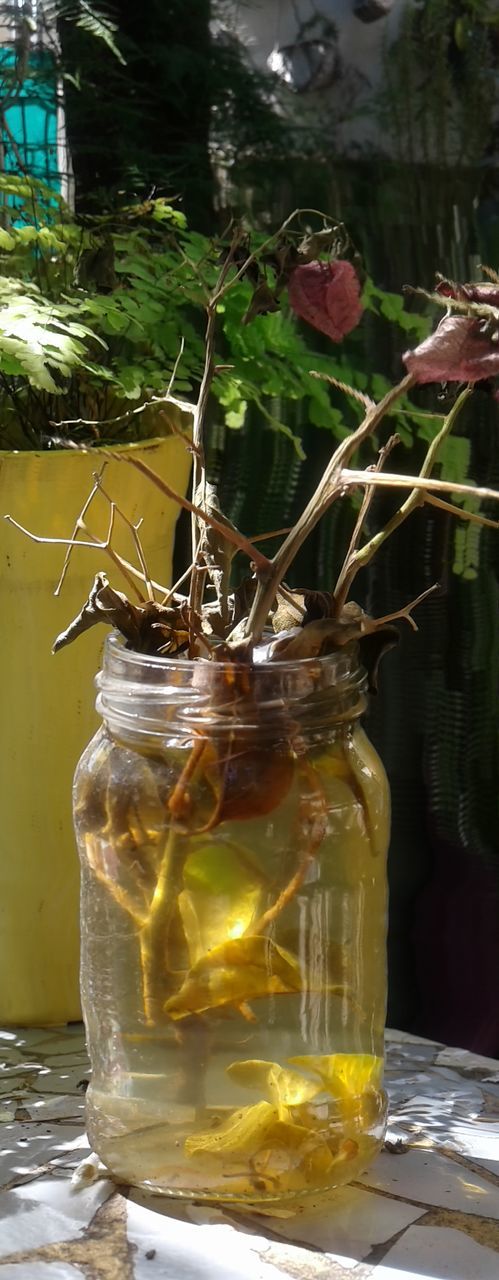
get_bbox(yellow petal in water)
[164,935,302,1020]
[288,1053,383,1101]
[185,1100,278,1158]
[226,1059,320,1110]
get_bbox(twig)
[114,453,272,575]
[93,473,155,602]
[188,231,246,623]
[211,207,338,306]
[243,373,416,643]
[4,515,168,601]
[423,493,499,530]
[49,391,195,433]
[334,434,401,607]
[333,387,471,609]
[55,464,107,596]
[340,468,499,505]
[406,285,499,323]
[370,584,441,634]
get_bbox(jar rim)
[102,629,361,676]
[96,632,367,741]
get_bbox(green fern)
[0,279,105,393]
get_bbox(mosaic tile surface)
[0,1027,498,1278]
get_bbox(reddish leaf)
[436,280,499,306]
[288,260,363,342]
[403,315,499,384]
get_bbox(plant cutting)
[10,210,499,1201]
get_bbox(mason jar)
[73,632,390,1203]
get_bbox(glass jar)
[74,633,390,1203]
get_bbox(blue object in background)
[0,47,61,199]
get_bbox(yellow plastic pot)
[0,434,191,1025]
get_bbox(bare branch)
[113,452,273,575]
[372,584,441,634]
[334,386,472,607]
[4,515,169,600]
[243,373,416,643]
[50,392,195,433]
[423,493,499,530]
[340,467,499,505]
[334,434,401,607]
[93,473,155,602]
[55,465,106,596]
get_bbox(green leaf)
[0,228,15,251]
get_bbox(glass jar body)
[74,638,390,1203]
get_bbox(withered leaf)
[185,1100,278,1159]
[163,935,303,1020]
[270,601,398,693]
[53,574,192,656]
[53,572,143,653]
[243,280,280,325]
[204,744,294,823]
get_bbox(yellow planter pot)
[0,435,191,1026]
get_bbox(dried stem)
[243,373,416,643]
[4,515,167,601]
[249,761,327,935]
[116,453,272,575]
[55,463,107,596]
[94,473,155,602]
[341,468,499,505]
[310,370,375,412]
[371,584,441,634]
[334,434,401,608]
[334,386,472,609]
[423,493,499,530]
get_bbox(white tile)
[244,1185,423,1256]
[0,1200,89,1257]
[359,1147,499,1220]
[386,1030,441,1048]
[30,1066,89,1095]
[447,1119,499,1165]
[0,1264,82,1279]
[0,1123,88,1188]
[436,1047,499,1073]
[12,1173,112,1225]
[373,1224,499,1280]
[127,1200,285,1280]
[21,1097,85,1122]
[43,1056,88,1069]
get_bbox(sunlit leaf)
[179,839,265,963]
[164,935,302,1020]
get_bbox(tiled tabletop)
[1,1026,499,1279]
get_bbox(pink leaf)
[403,316,499,384]
[288,260,363,342]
